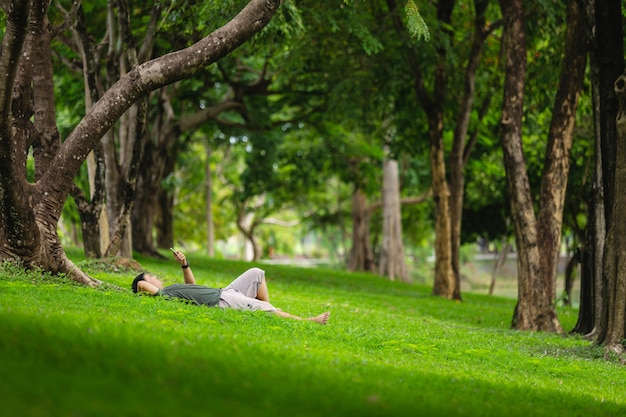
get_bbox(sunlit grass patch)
[0,252,624,417]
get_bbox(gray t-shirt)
[156,284,222,307]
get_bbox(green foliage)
[1,252,624,417]
[405,0,430,41]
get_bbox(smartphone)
[169,247,176,253]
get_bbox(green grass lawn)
[0,249,623,417]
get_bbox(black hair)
[132,273,145,293]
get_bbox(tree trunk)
[572,0,625,353]
[236,209,261,262]
[562,255,577,306]
[347,188,376,273]
[379,157,409,282]
[449,0,492,300]
[131,91,243,257]
[430,126,457,298]
[70,7,110,258]
[489,241,510,296]
[501,0,584,332]
[132,144,163,255]
[600,69,626,353]
[593,0,624,345]
[533,0,587,328]
[156,187,175,250]
[0,0,281,283]
[385,0,458,299]
[571,0,607,338]
[498,0,549,331]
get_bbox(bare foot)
[307,312,330,325]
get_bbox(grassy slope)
[0,249,623,417]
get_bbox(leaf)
[405,1,430,42]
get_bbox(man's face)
[144,274,164,289]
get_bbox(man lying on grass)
[132,250,330,325]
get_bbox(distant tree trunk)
[132,91,243,257]
[236,208,261,261]
[573,244,596,335]
[379,157,409,282]
[448,0,494,300]
[156,187,174,249]
[428,0,458,300]
[488,241,510,296]
[70,144,107,258]
[429,133,457,299]
[63,0,159,259]
[68,6,110,258]
[562,255,577,306]
[132,92,179,257]
[385,0,457,299]
[206,144,215,257]
[347,188,376,273]
[132,97,180,258]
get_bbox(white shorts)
[218,267,277,312]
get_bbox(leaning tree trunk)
[0,0,98,285]
[0,0,281,283]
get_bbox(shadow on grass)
[0,309,623,417]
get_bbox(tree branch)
[37,0,281,211]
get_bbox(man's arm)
[172,250,196,284]
[137,280,160,295]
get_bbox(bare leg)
[256,277,270,303]
[274,310,330,325]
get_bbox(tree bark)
[426,0,458,300]
[205,144,215,257]
[500,0,585,332]
[571,0,606,338]
[379,157,409,282]
[600,69,626,353]
[347,188,376,273]
[498,0,548,331]
[387,0,493,300]
[534,0,587,328]
[448,0,494,300]
[488,241,510,296]
[131,89,246,256]
[572,0,625,353]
